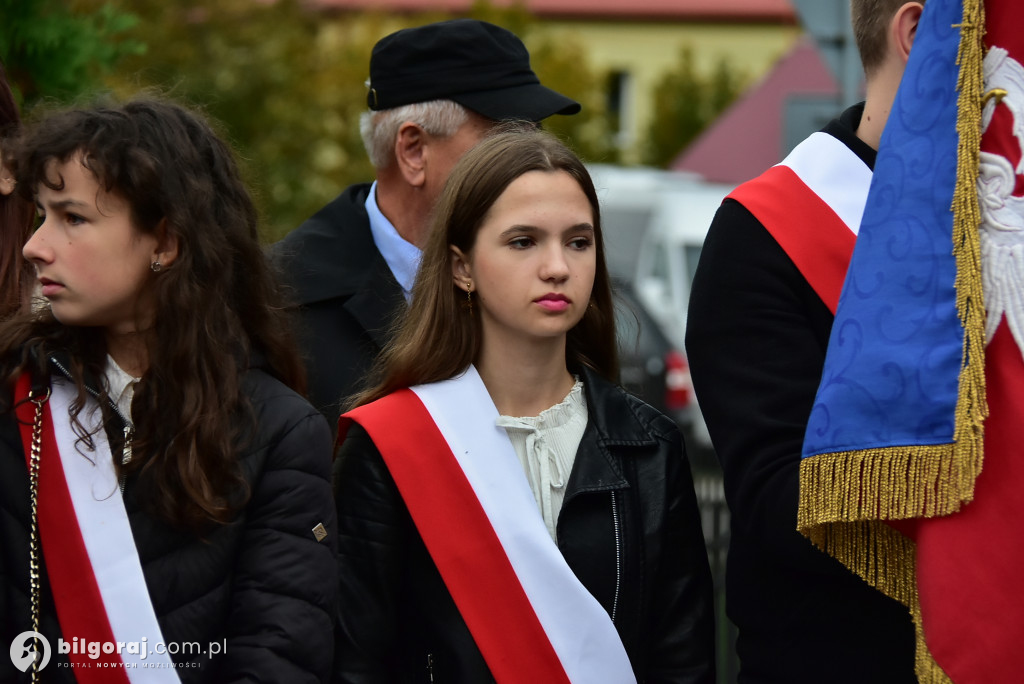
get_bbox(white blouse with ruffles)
[496,379,587,542]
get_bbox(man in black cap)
[271,19,580,428]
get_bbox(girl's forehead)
[38,157,89,195]
[37,155,128,216]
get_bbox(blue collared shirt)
[365,181,421,301]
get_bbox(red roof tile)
[308,0,796,22]
[670,38,839,183]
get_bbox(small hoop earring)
[150,261,163,273]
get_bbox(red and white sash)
[727,131,871,313]
[15,374,178,683]
[342,366,637,684]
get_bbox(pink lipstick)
[535,293,570,312]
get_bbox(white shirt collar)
[365,181,421,301]
[103,355,139,426]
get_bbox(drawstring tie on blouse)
[496,379,587,541]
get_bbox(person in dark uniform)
[685,2,926,682]
[270,19,580,427]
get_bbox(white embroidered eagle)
[979,46,1024,356]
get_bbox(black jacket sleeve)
[686,199,836,567]
[331,424,411,684]
[217,392,338,684]
[643,417,717,684]
[685,200,917,681]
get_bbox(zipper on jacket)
[426,653,435,682]
[119,425,134,492]
[49,355,135,492]
[610,490,622,623]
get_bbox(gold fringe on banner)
[797,1,987,682]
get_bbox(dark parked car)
[612,280,692,426]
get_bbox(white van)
[588,164,733,450]
[633,181,735,350]
[633,181,734,449]
[587,163,702,280]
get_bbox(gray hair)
[360,99,470,169]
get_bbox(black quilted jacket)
[0,354,338,683]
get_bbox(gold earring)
[466,287,473,314]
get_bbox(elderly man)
[272,19,579,426]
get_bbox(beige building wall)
[316,11,802,165]
[535,21,802,163]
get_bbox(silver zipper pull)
[118,426,134,494]
[122,425,133,465]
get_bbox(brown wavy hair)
[0,98,305,531]
[353,125,618,407]
[0,61,34,319]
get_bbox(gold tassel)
[950,0,988,506]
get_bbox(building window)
[606,69,632,147]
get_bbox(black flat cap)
[366,19,581,122]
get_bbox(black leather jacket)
[333,367,715,683]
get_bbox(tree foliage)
[0,0,143,106]
[527,35,617,164]
[74,0,382,242]
[7,0,730,239]
[69,0,612,242]
[643,47,746,168]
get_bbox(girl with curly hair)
[0,99,336,683]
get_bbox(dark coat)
[0,355,338,684]
[685,105,916,683]
[332,367,716,684]
[269,184,406,429]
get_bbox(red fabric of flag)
[915,2,1024,680]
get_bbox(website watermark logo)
[9,631,51,672]
[10,633,226,672]
[9,634,225,671]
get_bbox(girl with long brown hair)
[334,127,715,682]
[0,98,336,683]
